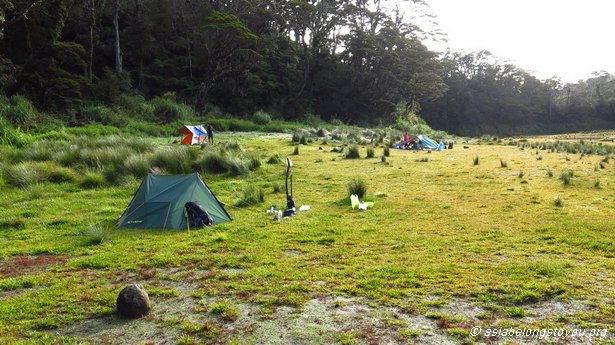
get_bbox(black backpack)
[184,201,213,228]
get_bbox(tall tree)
[113,0,122,74]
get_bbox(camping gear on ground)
[118,173,231,229]
[395,135,416,149]
[179,125,207,145]
[394,134,439,151]
[283,157,296,217]
[184,201,214,228]
[417,135,438,150]
[350,194,374,210]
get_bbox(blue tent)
[417,135,438,149]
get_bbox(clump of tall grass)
[272,182,283,193]
[80,104,126,126]
[366,147,375,158]
[247,155,261,171]
[3,163,44,187]
[2,95,38,129]
[20,141,59,162]
[292,146,299,155]
[78,146,133,170]
[345,146,361,159]
[198,150,228,174]
[267,153,283,164]
[23,183,46,200]
[0,116,32,147]
[518,171,525,178]
[546,169,553,178]
[347,179,367,198]
[3,161,77,187]
[473,156,479,165]
[252,110,272,125]
[559,170,574,185]
[553,196,563,207]
[220,141,243,152]
[83,223,110,245]
[152,96,190,124]
[149,146,193,174]
[196,147,258,176]
[383,147,390,157]
[500,159,508,168]
[225,156,251,177]
[80,171,105,189]
[124,154,151,178]
[235,185,265,207]
[520,140,615,156]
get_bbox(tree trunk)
[187,37,193,79]
[138,58,144,90]
[88,0,95,82]
[113,0,122,74]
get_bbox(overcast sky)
[414,0,615,83]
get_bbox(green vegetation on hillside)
[1,1,613,135]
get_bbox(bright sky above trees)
[418,0,615,83]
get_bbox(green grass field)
[0,131,613,344]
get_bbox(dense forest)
[1,0,614,136]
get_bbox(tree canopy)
[0,0,613,135]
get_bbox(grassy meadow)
[0,130,613,344]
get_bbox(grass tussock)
[196,146,259,176]
[3,161,77,187]
[267,153,283,164]
[559,170,574,185]
[345,146,361,159]
[366,147,375,158]
[553,196,563,207]
[149,146,193,175]
[347,178,367,198]
[83,223,110,245]
[235,185,265,207]
[383,147,390,157]
[80,172,106,189]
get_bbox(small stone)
[116,284,150,318]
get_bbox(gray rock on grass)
[116,284,150,318]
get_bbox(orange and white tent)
[179,125,207,145]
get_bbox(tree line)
[1,0,614,135]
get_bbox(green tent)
[118,173,231,229]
